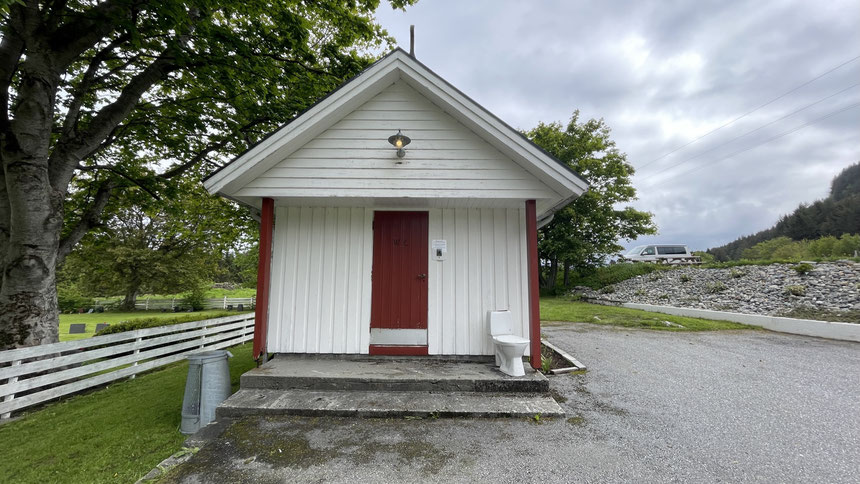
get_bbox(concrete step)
[217,389,565,419]
[241,356,549,393]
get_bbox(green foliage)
[57,286,94,312]
[540,298,752,331]
[599,285,616,294]
[679,274,691,283]
[94,311,237,336]
[181,285,208,311]
[0,343,256,483]
[793,263,814,275]
[784,285,806,296]
[569,262,665,289]
[693,251,715,264]
[737,234,860,262]
[705,282,727,294]
[541,355,552,374]
[62,178,253,308]
[525,112,657,288]
[730,269,745,278]
[709,162,860,261]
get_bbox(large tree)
[525,111,657,288]
[62,178,251,310]
[0,0,413,349]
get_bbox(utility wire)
[639,83,860,180]
[642,101,860,188]
[637,53,860,170]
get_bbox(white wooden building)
[204,49,587,367]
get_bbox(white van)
[622,244,700,264]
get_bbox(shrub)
[705,282,727,294]
[679,274,691,283]
[784,285,806,296]
[568,262,673,289]
[730,269,744,278]
[57,287,94,312]
[181,286,207,311]
[792,263,814,275]
[94,311,237,336]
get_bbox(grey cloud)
[376,0,860,251]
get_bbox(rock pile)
[578,261,860,316]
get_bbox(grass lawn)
[540,297,753,331]
[59,310,251,342]
[0,342,256,484]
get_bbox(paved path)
[162,324,860,483]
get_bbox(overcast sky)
[374,0,860,251]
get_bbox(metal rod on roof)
[410,25,415,57]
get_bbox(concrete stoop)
[216,355,564,419]
[217,389,564,419]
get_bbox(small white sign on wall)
[432,239,447,261]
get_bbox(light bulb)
[395,139,403,148]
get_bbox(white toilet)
[488,310,529,377]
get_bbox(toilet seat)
[493,334,529,345]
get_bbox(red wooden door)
[369,211,428,355]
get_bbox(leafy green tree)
[0,0,414,349]
[62,179,252,310]
[525,111,656,288]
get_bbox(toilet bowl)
[488,310,529,377]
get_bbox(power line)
[637,53,860,170]
[642,101,860,188]
[639,83,860,180]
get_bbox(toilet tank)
[488,310,514,336]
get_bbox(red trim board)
[253,197,274,360]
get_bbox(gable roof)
[204,48,588,217]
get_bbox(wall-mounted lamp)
[387,129,411,158]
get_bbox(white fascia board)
[203,55,404,196]
[393,57,589,197]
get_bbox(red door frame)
[526,200,541,369]
[369,211,429,356]
[253,197,274,361]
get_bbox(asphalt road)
[162,324,860,483]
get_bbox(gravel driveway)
[162,324,860,483]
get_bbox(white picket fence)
[128,297,256,311]
[0,313,255,419]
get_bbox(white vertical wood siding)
[235,81,559,201]
[427,208,530,356]
[267,206,373,354]
[268,206,529,356]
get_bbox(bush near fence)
[94,311,238,336]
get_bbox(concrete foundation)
[217,354,561,419]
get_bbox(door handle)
[417,274,427,279]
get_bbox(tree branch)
[76,163,161,200]
[48,51,178,189]
[58,180,115,265]
[158,118,270,179]
[0,24,25,129]
[60,33,131,139]
[48,0,139,70]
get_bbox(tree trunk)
[120,284,140,311]
[0,157,64,349]
[563,259,571,287]
[545,256,558,290]
[0,52,63,350]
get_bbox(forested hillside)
[709,162,860,261]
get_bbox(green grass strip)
[0,343,256,483]
[540,298,752,331]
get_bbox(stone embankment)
[578,261,860,317]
